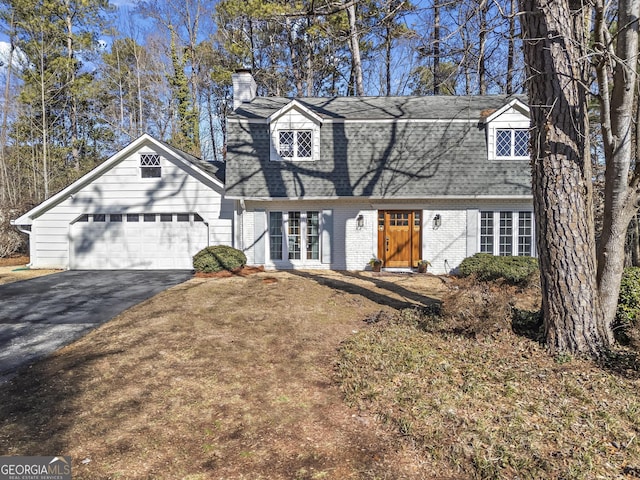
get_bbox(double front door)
[377,210,422,268]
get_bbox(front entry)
[377,210,422,268]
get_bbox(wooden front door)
[377,210,422,268]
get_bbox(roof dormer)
[485,98,530,161]
[269,100,323,162]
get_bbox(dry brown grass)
[337,277,640,480]
[0,271,444,479]
[0,256,60,284]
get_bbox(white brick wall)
[242,198,534,273]
[422,208,467,274]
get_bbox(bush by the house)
[0,208,27,258]
[458,253,539,284]
[615,267,640,348]
[193,245,247,273]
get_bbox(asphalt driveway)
[0,270,193,381]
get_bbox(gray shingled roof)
[225,95,532,199]
[157,138,226,183]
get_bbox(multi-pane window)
[140,153,161,178]
[496,129,529,158]
[278,130,312,160]
[518,212,533,256]
[480,211,535,257]
[269,211,320,261]
[269,212,283,260]
[499,212,513,255]
[480,211,494,253]
[307,211,320,260]
[389,212,409,226]
[288,211,301,260]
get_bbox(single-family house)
[11,71,534,274]
[225,71,533,274]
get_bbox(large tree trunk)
[519,0,612,355]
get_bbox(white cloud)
[0,41,27,70]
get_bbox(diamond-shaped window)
[496,130,512,157]
[278,130,312,160]
[297,131,312,158]
[514,130,529,157]
[279,131,294,157]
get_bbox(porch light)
[356,214,365,229]
[433,214,442,229]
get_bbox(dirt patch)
[0,271,444,479]
[0,257,60,285]
[0,255,29,267]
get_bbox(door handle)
[385,236,389,251]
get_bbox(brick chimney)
[232,69,257,110]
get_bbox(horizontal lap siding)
[30,147,233,269]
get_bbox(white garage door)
[70,213,208,269]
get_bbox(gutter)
[9,219,31,236]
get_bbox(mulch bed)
[194,265,265,278]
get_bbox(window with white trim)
[495,129,529,158]
[278,130,312,160]
[479,211,534,256]
[269,211,321,261]
[140,153,161,178]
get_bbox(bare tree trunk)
[65,0,80,171]
[385,24,392,96]
[519,0,611,355]
[478,0,488,94]
[0,11,16,207]
[506,0,515,94]
[433,0,441,95]
[594,0,640,329]
[346,2,364,96]
[40,35,49,200]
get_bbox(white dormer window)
[496,129,529,158]
[485,99,530,161]
[140,153,161,178]
[279,130,312,160]
[269,100,322,162]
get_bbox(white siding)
[269,107,321,162]
[486,105,530,161]
[28,143,233,269]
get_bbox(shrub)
[193,245,247,273]
[615,267,640,348]
[0,208,27,258]
[458,253,538,285]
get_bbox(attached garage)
[12,135,235,270]
[70,213,209,269]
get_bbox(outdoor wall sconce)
[433,214,442,229]
[356,214,365,229]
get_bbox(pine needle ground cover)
[337,278,640,480]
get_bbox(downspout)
[9,220,32,267]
